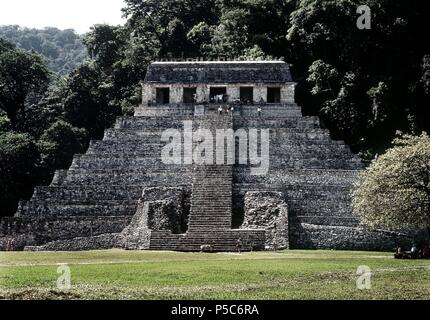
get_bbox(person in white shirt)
[411,243,419,258]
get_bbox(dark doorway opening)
[267,87,281,103]
[240,87,254,104]
[183,87,197,104]
[156,87,170,104]
[210,87,227,103]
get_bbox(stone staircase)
[188,165,233,231]
[149,230,265,252]
[148,110,266,251]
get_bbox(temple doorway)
[210,87,227,103]
[267,87,281,103]
[183,87,197,104]
[156,87,170,104]
[240,87,254,104]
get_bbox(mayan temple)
[0,61,406,251]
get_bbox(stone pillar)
[281,83,296,104]
[242,191,289,250]
[142,84,153,105]
[254,84,266,103]
[170,85,182,104]
[227,86,240,102]
[196,85,208,103]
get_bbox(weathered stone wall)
[226,86,240,101]
[25,233,124,251]
[196,86,208,103]
[141,84,152,105]
[0,216,130,251]
[289,223,418,251]
[242,191,289,249]
[120,187,185,250]
[253,84,266,103]
[281,83,296,104]
[144,61,293,83]
[142,83,296,105]
[144,187,184,233]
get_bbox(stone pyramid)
[0,62,406,251]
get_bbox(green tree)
[0,132,40,214]
[83,25,127,72]
[63,63,103,136]
[165,18,190,57]
[17,82,66,138]
[367,82,390,126]
[123,0,219,57]
[187,22,213,55]
[214,0,295,59]
[321,72,368,143]
[353,132,430,236]
[63,63,121,138]
[240,45,271,60]
[210,8,251,58]
[38,120,88,170]
[0,40,50,125]
[307,60,339,98]
[0,38,14,52]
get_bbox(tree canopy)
[353,132,430,236]
[0,41,50,125]
[0,26,87,75]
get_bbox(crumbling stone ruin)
[0,61,414,251]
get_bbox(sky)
[0,0,127,34]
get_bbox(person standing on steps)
[218,106,223,115]
[236,237,243,253]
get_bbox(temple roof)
[144,61,293,84]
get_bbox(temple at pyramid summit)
[0,61,412,251]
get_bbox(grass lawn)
[0,249,429,300]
